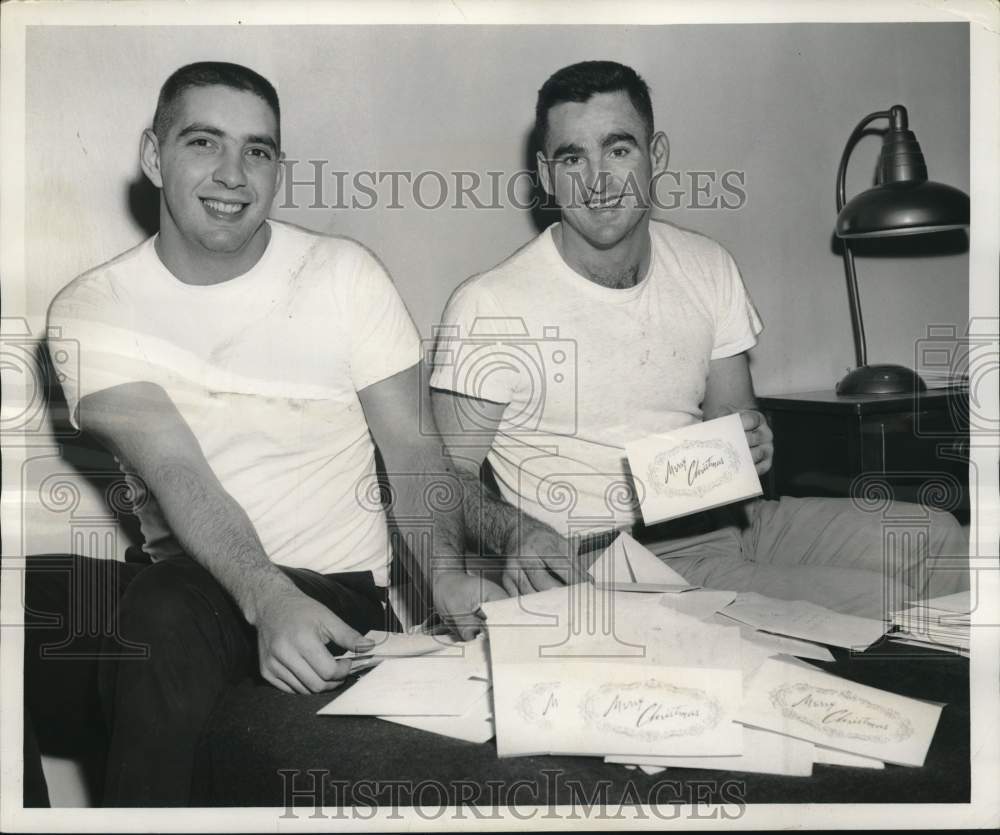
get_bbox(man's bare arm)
[430,388,585,595]
[358,364,506,635]
[702,352,774,475]
[78,382,372,693]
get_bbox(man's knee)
[925,508,967,553]
[25,555,102,624]
[844,499,966,556]
[116,558,223,641]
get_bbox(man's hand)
[702,354,772,476]
[502,527,585,596]
[432,571,507,641]
[740,409,774,476]
[254,587,375,695]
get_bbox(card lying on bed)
[624,414,762,525]
[738,657,942,767]
[491,661,743,758]
[719,592,886,650]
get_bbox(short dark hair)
[535,60,654,151]
[152,61,281,147]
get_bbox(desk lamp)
[834,104,969,396]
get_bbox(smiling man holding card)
[430,60,967,619]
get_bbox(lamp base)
[836,364,928,396]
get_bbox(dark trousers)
[23,553,394,807]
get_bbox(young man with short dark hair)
[26,61,502,807]
[430,60,967,615]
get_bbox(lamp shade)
[832,104,969,397]
[836,104,969,238]
[837,180,970,238]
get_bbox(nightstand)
[756,387,970,523]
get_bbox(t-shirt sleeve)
[348,247,422,392]
[46,281,153,429]
[427,280,522,405]
[711,248,764,360]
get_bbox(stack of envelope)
[889,591,971,656]
[317,533,945,776]
[479,533,944,775]
[482,586,745,760]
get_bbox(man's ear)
[139,129,163,189]
[536,149,554,196]
[649,131,669,176]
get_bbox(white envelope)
[483,584,657,662]
[317,653,489,717]
[607,724,814,777]
[480,585,575,630]
[587,532,692,587]
[711,613,836,663]
[660,589,739,622]
[721,592,886,650]
[438,635,490,679]
[591,582,697,594]
[814,744,885,769]
[624,414,763,525]
[738,657,943,767]
[492,661,743,758]
[354,630,459,658]
[917,590,972,614]
[484,586,742,668]
[379,690,495,744]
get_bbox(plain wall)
[19,22,970,555]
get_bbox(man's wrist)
[240,570,299,626]
[430,567,472,609]
[507,519,565,556]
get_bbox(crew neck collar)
[541,223,655,302]
[147,221,281,291]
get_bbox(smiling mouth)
[201,198,248,217]
[585,196,624,210]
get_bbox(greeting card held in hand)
[625,414,762,525]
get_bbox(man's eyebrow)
[175,123,278,152]
[601,131,639,148]
[550,142,586,159]
[177,123,226,140]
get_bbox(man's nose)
[585,159,613,196]
[213,148,247,189]
[567,160,610,204]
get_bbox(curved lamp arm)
[836,110,891,369]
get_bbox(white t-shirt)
[48,220,422,584]
[429,219,763,538]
